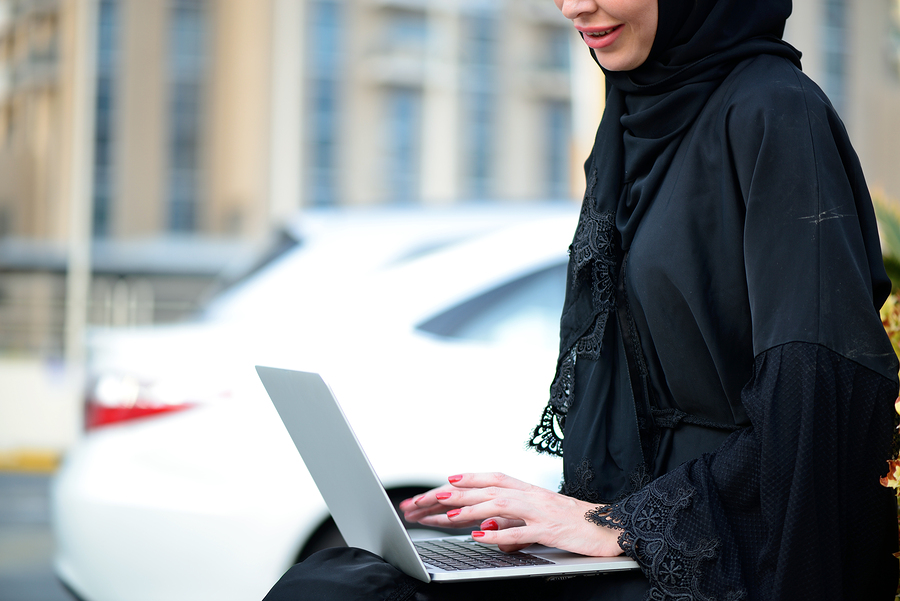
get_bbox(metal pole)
[64,0,98,368]
[268,0,305,230]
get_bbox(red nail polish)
[446,508,461,518]
[448,474,463,483]
[472,531,485,538]
[481,519,498,530]
[435,492,452,500]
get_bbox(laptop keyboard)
[415,539,554,571]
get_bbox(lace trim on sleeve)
[586,481,742,601]
[559,458,601,503]
[528,349,575,456]
[560,458,652,504]
[527,178,617,457]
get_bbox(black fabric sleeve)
[724,58,896,379]
[589,342,899,600]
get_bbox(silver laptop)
[255,365,640,583]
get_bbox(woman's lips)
[579,25,623,50]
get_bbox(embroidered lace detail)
[559,457,651,505]
[549,348,576,414]
[621,462,653,502]
[559,458,601,503]
[575,314,605,361]
[528,349,575,456]
[570,169,599,263]
[529,402,566,456]
[528,173,618,457]
[571,171,616,333]
[587,481,736,601]
[571,196,616,281]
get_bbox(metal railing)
[0,274,205,355]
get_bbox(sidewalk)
[0,361,81,599]
[0,359,82,472]
[0,472,72,601]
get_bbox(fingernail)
[435,492,452,500]
[472,531,485,538]
[481,519,498,530]
[446,508,462,518]
[448,474,463,483]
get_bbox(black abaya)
[265,1,899,599]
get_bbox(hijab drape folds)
[597,1,800,250]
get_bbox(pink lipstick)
[578,25,623,50]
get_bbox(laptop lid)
[256,365,640,583]
[256,366,431,581]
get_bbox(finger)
[448,472,534,493]
[480,517,526,531]
[435,489,537,526]
[433,487,522,508]
[416,513,482,529]
[403,505,452,523]
[403,496,465,523]
[497,543,533,553]
[401,481,465,517]
[444,501,533,529]
[472,526,533,552]
[398,494,424,512]
[471,526,536,550]
[414,485,453,506]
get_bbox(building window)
[383,8,428,55]
[544,25,571,71]
[167,0,207,232]
[385,87,422,203]
[546,100,570,198]
[461,11,498,199]
[822,0,846,114]
[0,205,11,237]
[93,0,118,238]
[890,0,900,79]
[307,0,343,206]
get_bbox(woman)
[266,0,900,599]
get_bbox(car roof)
[202,203,579,323]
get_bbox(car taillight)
[85,375,194,430]
[84,401,192,430]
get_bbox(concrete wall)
[0,359,81,469]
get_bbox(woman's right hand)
[400,473,622,556]
[399,480,480,528]
[399,476,528,540]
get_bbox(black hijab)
[595,0,801,250]
[530,0,803,458]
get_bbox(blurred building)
[786,0,900,203]
[0,0,899,355]
[0,0,582,354]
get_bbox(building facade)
[0,0,590,354]
[0,0,583,242]
[0,0,899,355]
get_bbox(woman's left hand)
[401,472,623,556]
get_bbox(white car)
[52,205,578,601]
